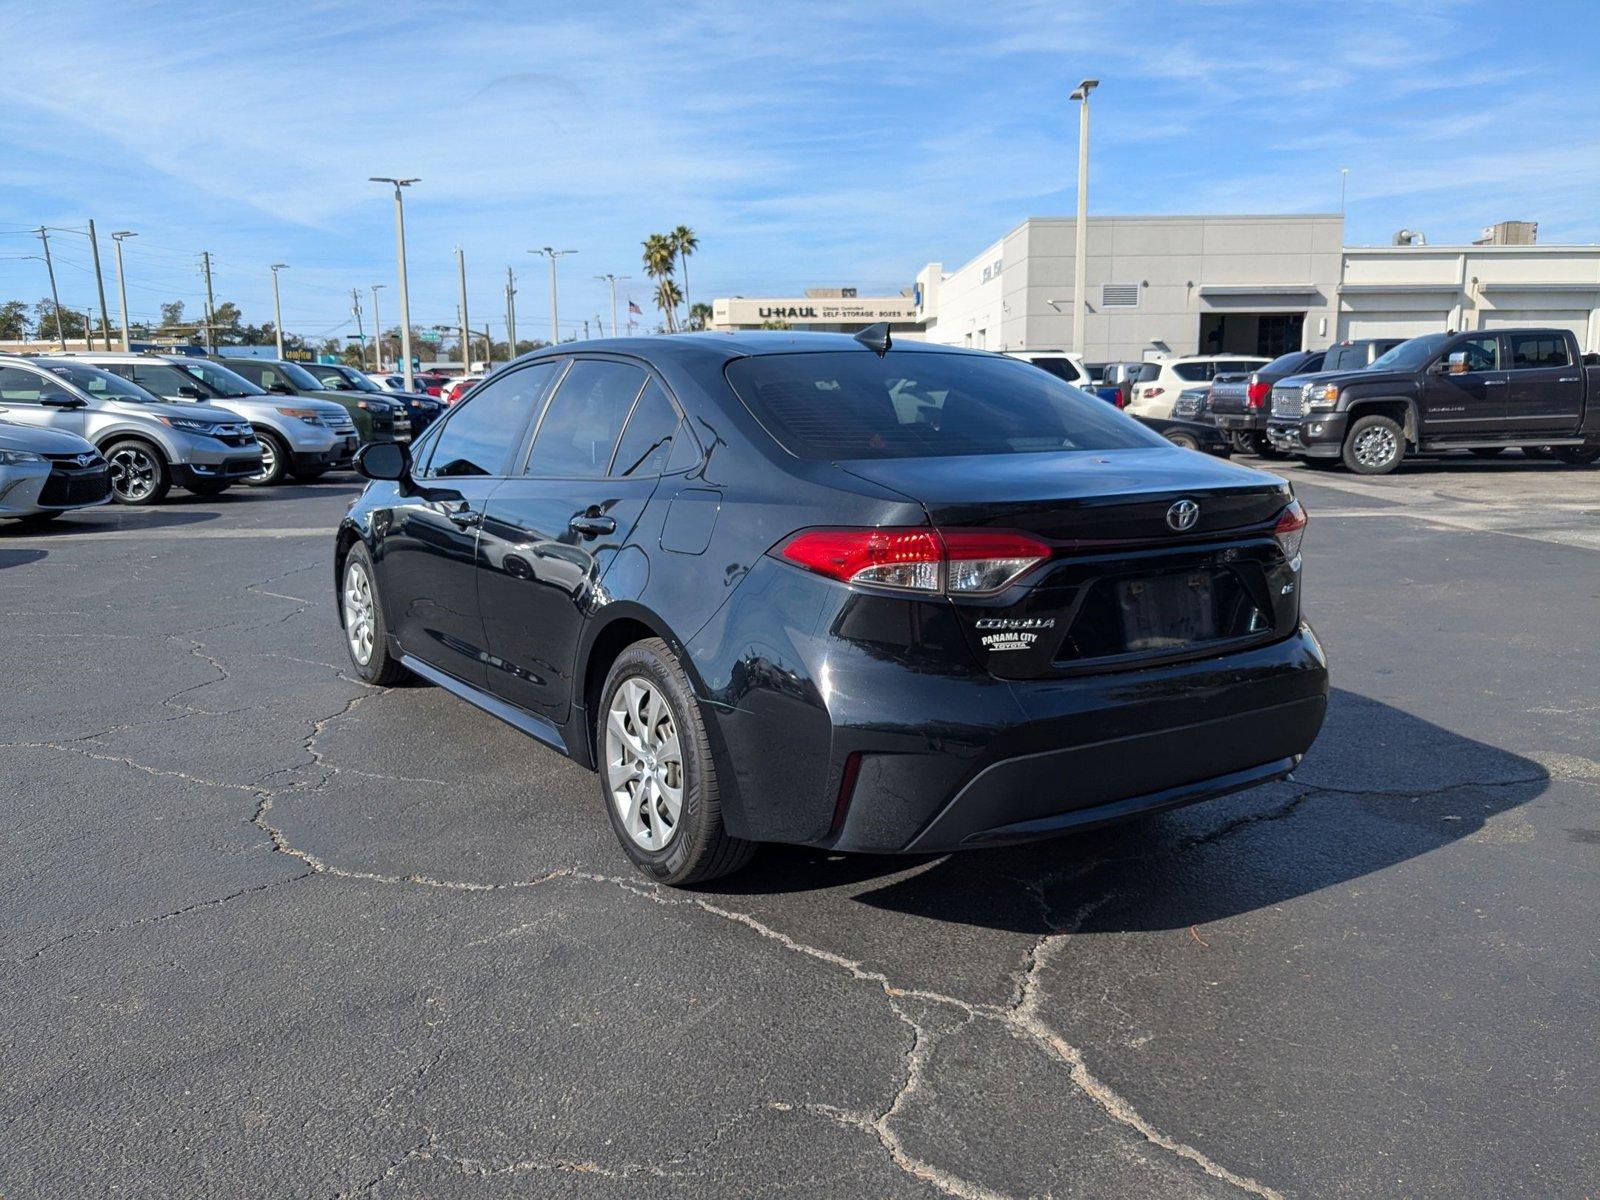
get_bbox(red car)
[441,374,484,405]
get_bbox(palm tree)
[670,225,698,315]
[653,278,683,331]
[641,233,677,331]
[687,302,713,331]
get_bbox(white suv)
[1001,351,1091,388]
[1127,355,1269,419]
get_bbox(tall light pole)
[1069,78,1098,359]
[371,177,420,391]
[1340,166,1349,217]
[456,247,471,373]
[111,231,136,350]
[370,284,386,370]
[270,263,289,359]
[595,273,630,337]
[529,247,577,343]
[505,267,518,357]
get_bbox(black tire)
[1552,445,1600,466]
[1341,414,1405,475]
[245,431,289,486]
[1228,432,1256,454]
[185,479,231,496]
[1469,447,1507,459]
[103,438,172,505]
[598,638,755,886]
[339,542,408,685]
[1521,446,1554,460]
[1163,430,1201,452]
[290,464,330,481]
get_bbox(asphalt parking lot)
[3,454,1597,1200]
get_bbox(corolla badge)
[1166,498,1200,532]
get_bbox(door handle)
[1558,376,1580,383]
[569,514,617,537]
[1483,379,1506,387]
[447,507,482,528]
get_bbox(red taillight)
[1247,378,1270,408]
[1274,499,1307,561]
[778,527,1051,595]
[1146,386,1165,398]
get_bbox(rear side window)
[524,359,647,478]
[724,351,1163,461]
[1172,363,1209,381]
[1023,357,1081,383]
[427,362,555,478]
[609,378,679,477]
[1506,334,1569,369]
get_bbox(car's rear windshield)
[724,351,1165,461]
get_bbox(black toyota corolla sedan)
[335,330,1327,884]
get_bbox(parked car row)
[0,350,443,521]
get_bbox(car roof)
[504,331,990,371]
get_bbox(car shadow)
[0,508,219,538]
[709,688,1547,935]
[0,547,48,568]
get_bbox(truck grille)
[1271,387,1305,419]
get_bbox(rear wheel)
[599,638,754,886]
[104,439,171,505]
[1341,414,1404,475]
[245,431,288,486]
[1553,445,1600,466]
[340,542,408,685]
[1163,430,1201,452]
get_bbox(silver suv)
[0,356,262,504]
[54,352,353,486]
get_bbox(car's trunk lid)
[838,448,1300,679]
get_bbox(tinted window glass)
[725,351,1164,461]
[524,359,646,478]
[1262,352,1307,374]
[1024,357,1080,382]
[39,362,158,401]
[180,361,265,396]
[427,362,555,478]
[1215,359,1264,375]
[129,363,212,396]
[1506,333,1569,370]
[1173,362,1209,381]
[610,379,678,477]
[1455,336,1498,372]
[0,366,48,400]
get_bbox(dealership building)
[712,215,1600,360]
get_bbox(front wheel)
[340,543,408,685]
[104,439,172,505]
[599,639,754,886]
[245,432,288,486]
[1341,414,1405,475]
[1553,445,1600,466]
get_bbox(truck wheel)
[245,431,288,486]
[1341,415,1404,475]
[1553,445,1600,466]
[1469,447,1507,459]
[598,638,755,886]
[1163,430,1201,452]
[104,439,172,505]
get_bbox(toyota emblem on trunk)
[1166,499,1200,531]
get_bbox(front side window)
[1452,336,1499,372]
[0,366,52,401]
[1506,334,1569,370]
[426,362,556,478]
[609,378,678,477]
[524,359,647,478]
[725,351,1164,461]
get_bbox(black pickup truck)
[1266,328,1600,474]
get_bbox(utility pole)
[505,267,517,356]
[35,228,66,349]
[1340,166,1349,217]
[529,247,577,343]
[200,250,217,354]
[371,177,420,390]
[86,220,113,348]
[111,231,135,349]
[594,274,630,337]
[583,319,590,340]
[456,246,471,372]
[483,324,493,368]
[371,284,386,371]
[270,263,288,358]
[351,288,366,363]
[1069,78,1098,359]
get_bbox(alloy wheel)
[109,446,158,502]
[343,558,376,665]
[605,677,684,851]
[247,437,277,484]
[1353,426,1397,469]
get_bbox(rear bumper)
[1212,410,1265,434]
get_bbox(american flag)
[627,299,643,315]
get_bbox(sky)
[3,0,1598,345]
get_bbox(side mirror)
[1445,352,1469,375]
[268,383,295,395]
[40,391,86,409]
[355,440,411,482]
[177,385,207,400]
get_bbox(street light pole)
[371,177,420,391]
[370,284,385,371]
[270,264,289,359]
[595,273,630,337]
[1069,78,1098,360]
[456,247,471,373]
[87,219,113,349]
[529,247,577,343]
[110,231,136,350]
[1340,166,1349,217]
[506,267,517,355]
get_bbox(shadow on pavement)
[713,687,1547,935]
[0,509,219,538]
[0,547,48,568]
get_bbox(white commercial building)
[712,215,1600,361]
